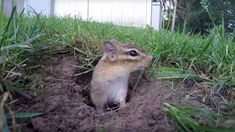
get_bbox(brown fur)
[90,39,152,111]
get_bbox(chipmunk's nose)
[145,54,153,64]
[148,54,153,60]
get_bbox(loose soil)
[12,54,175,132]
[12,53,227,132]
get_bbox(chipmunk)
[90,39,152,111]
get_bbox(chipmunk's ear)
[110,39,119,44]
[104,40,117,61]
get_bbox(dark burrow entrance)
[73,66,136,111]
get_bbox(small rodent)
[90,39,153,111]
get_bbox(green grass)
[0,4,235,132]
[13,15,234,86]
[164,103,235,132]
[40,16,235,89]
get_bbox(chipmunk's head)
[102,39,152,73]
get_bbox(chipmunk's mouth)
[138,64,149,70]
[137,58,152,70]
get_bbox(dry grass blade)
[133,68,145,90]
[0,92,10,132]
[3,58,28,80]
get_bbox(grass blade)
[6,112,43,119]
[0,34,42,51]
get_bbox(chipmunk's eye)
[129,50,138,57]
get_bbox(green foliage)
[174,0,235,34]
[0,7,45,67]
[175,0,211,34]
[1,93,10,132]
[68,20,234,88]
[2,113,9,132]
[0,1,234,131]
[164,103,235,132]
[27,15,234,89]
[6,112,42,119]
[152,66,199,79]
[0,2,45,132]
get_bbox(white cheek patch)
[124,48,138,52]
[119,55,137,61]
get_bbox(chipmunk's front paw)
[120,100,127,108]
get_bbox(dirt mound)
[16,54,175,132]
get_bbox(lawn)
[1,7,235,132]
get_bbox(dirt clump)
[14,54,175,132]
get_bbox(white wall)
[151,2,162,30]
[3,0,25,16]
[3,0,162,30]
[25,0,52,16]
[88,0,151,26]
[54,0,153,27]
[54,0,88,19]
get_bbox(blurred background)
[2,0,235,34]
